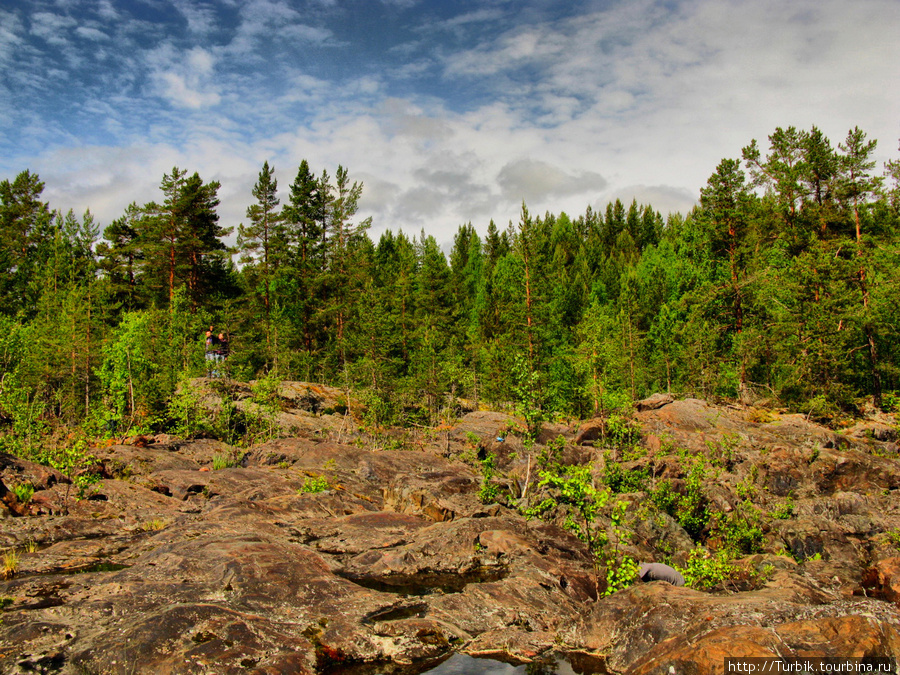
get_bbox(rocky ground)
[1,382,900,674]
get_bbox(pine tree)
[238,161,282,317]
[97,203,144,310]
[0,170,52,315]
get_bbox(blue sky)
[2,0,899,247]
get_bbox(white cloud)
[148,45,221,109]
[227,0,332,56]
[0,10,25,67]
[75,25,107,41]
[171,0,219,35]
[29,11,77,47]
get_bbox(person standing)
[215,332,229,377]
[205,328,220,377]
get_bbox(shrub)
[679,547,737,590]
[74,473,101,500]
[167,381,211,439]
[771,497,795,520]
[602,500,639,595]
[713,500,765,554]
[479,453,502,505]
[675,454,710,539]
[12,482,34,505]
[299,475,329,493]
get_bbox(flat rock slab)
[3,396,900,673]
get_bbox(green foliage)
[39,435,99,512]
[12,482,34,504]
[0,318,48,458]
[883,529,900,551]
[1,124,900,449]
[212,450,241,470]
[478,452,502,505]
[771,497,795,520]
[167,381,210,439]
[881,391,900,413]
[603,454,649,494]
[707,433,740,468]
[73,472,101,500]
[536,435,565,471]
[299,475,330,493]
[680,546,738,590]
[712,499,765,554]
[512,354,543,439]
[205,373,283,447]
[674,454,711,539]
[535,464,610,555]
[602,500,639,595]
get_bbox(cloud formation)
[1,0,898,250]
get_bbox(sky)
[2,0,899,249]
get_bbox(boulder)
[861,556,900,605]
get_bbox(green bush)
[713,500,765,554]
[299,475,329,493]
[602,500,639,595]
[167,381,211,439]
[679,547,737,590]
[478,452,502,505]
[12,482,34,505]
[604,457,649,494]
[674,454,711,539]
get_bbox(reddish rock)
[861,556,900,604]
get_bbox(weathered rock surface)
[0,395,899,674]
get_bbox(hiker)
[215,332,229,376]
[205,328,220,377]
[638,562,685,586]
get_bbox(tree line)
[1,124,898,450]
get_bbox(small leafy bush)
[713,500,765,554]
[680,547,737,590]
[601,500,639,595]
[604,457,649,494]
[299,475,330,493]
[478,452,503,505]
[12,482,34,505]
[74,473,101,500]
[770,498,795,520]
[675,454,711,539]
[166,382,211,439]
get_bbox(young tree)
[238,161,282,317]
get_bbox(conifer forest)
[1,125,900,454]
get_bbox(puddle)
[420,654,607,675]
[72,562,130,574]
[325,653,607,675]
